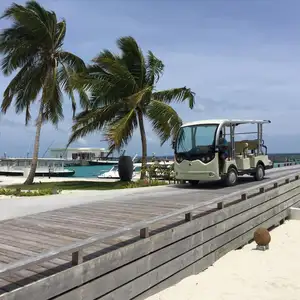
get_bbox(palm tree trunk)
[23,101,44,185]
[137,110,147,180]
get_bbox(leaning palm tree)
[69,36,195,179]
[0,1,86,184]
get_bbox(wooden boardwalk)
[0,167,300,294]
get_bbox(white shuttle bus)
[173,119,273,186]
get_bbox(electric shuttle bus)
[173,119,273,186]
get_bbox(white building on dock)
[50,147,109,161]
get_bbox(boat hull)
[88,161,118,166]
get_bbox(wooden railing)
[0,171,300,277]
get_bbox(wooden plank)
[98,197,300,300]
[53,189,300,300]
[0,224,80,243]
[1,183,299,300]
[22,216,121,232]
[0,233,67,251]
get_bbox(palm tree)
[69,36,195,179]
[0,1,86,184]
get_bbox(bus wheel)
[224,168,238,187]
[254,164,265,181]
[189,180,199,186]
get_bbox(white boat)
[0,158,75,177]
[98,165,138,179]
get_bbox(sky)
[0,0,300,157]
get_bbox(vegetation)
[0,187,58,196]
[7,179,167,192]
[0,1,87,185]
[144,162,175,183]
[68,36,195,179]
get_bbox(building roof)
[182,119,271,127]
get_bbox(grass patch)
[5,179,167,193]
[0,188,56,197]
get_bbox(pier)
[0,166,300,299]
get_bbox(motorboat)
[97,165,138,179]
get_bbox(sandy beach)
[145,220,300,300]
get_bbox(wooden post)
[72,250,83,266]
[217,202,224,209]
[241,193,247,201]
[185,212,193,222]
[140,227,149,238]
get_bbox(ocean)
[69,165,116,178]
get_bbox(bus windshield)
[175,124,218,154]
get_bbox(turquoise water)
[67,165,112,178]
[67,165,142,178]
[66,160,300,178]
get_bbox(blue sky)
[1,0,300,157]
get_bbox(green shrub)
[0,188,61,197]
[123,179,167,189]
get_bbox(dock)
[0,166,300,299]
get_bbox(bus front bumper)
[175,171,221,181]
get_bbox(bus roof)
[181,119,271,127]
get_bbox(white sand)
[0,175,120,187]
[146,220,300,300]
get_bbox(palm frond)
[152,87,195,109]
[2,62,45,125]
[125,86,152,109]
[78,89,91,111]
[68,102,121,146]
[58,51,86,72]
[42,66,63,125]
[104,109,138,151]
[1,1,53,46]
[54,20,66,49]
[14,64,45,116]
[92,50,137,93]
[0,44,38,76]
[145,50,164,86]
[117,36,146,88]
[1,60,34,113]
[147,100,183,145]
